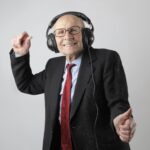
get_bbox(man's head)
[53,15,85,57]
[46,11,94,59]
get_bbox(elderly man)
[10,11,136,150]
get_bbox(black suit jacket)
[10,48,131,150]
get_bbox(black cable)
[87,47,99,150]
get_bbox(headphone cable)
[87,47,99,150]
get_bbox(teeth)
[65,43,74,46]
[63,42,76,46]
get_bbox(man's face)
[53,15,84,56]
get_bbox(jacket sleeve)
[9,49,46,95]
[103,50,130,122]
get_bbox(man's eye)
[57,30,64,34]
[70,29,77,33]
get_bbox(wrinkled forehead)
[53,15,85,30]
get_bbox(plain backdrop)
[0,0,150,149]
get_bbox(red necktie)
[61,64,75,150]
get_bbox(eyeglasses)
[53,26,82,37]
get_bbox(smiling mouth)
[63,42,77,46]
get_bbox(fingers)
[12,32,29,47]
[120,127,130,136]
[119,128,134,143]
[119,127,131,142]
[130,119,136,138]
[11,32,32,55]
[23,35,32,47]
[118,118,136,143]
[18,32,27,46]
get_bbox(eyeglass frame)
[53,26,83,37]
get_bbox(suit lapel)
[70,50,97,121]
[46,57,65,127]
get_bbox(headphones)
[46,11,94,53]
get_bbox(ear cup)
[82,28,94,50]
[47,33,59,53]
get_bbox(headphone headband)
[46,11,94,37]
[50,11,93,29]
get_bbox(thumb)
[24,36,32,46]
[120,108,132,123]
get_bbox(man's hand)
[11,32,32,56]
[113,108,136,143]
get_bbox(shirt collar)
[65,54,82,68]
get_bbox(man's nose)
[64,30,74,39]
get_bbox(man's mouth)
[63,41,77,46]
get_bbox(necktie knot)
[66,63,76,71]
[67,64,75,69]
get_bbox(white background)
[0,0,150,149]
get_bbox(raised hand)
[11,31,32,56]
